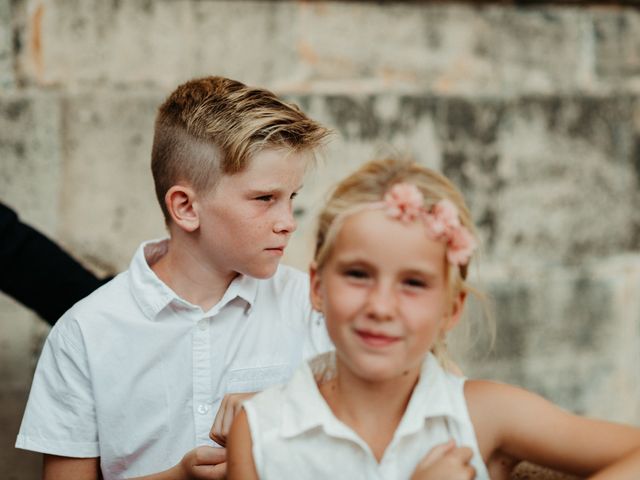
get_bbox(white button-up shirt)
[16,239,331,479]
[244,353,490,480]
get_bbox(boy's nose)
[273,206,297,234]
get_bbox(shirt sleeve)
[15,318,100,457]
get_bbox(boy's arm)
[227,410,259,480]
[43,455,100,480]
[466,380,640,479]
[43,449,227,480]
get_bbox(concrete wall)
[1,1,640,478]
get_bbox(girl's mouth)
[354,329,401,347]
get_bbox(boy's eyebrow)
[246,184,304,195]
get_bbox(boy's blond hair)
[151,76,330,223]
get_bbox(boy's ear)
[165,185,200,233]
[309,261,324,312]
[444,291,466,333]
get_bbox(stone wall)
[1,1,640,478]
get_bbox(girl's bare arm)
[227,409,259,480]
[466,380,640,479]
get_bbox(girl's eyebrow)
[402,268,438,281]
[333,257,372,269]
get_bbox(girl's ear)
[309,261,324,312]
[444,291,466,333]
[165,185,200,232]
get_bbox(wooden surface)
[511,462,582,480]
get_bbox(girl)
[227,158,640,479]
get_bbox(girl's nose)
[365,283,396,322]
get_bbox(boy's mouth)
[265,246,285,256]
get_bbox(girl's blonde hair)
[314,158,483,368]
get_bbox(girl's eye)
[404,278,427,289]
[344,269,369,280]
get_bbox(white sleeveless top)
[243,352,490,480]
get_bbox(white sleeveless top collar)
[244,352,490,479]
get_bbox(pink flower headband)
[374,183,477,266]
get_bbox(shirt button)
[198,320,207,331]
[197,404,209,415]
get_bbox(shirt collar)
[225,271,259,315]
[394,352,465,438]
[280,352,343,438]
[279,352,464,440]
[129,239,259,320]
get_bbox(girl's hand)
[411,440,476,480]
[210,392,256,447]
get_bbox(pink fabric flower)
[379,183,477,266]
[383,183,424,222]
[446,224,477,266]
[432,199,461,229]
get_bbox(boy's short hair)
[151,76,330,222]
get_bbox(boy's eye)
[290,192,298,200]
[255,195,274,202]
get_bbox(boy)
[16,76,332,479]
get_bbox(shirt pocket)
[225,364,292,393]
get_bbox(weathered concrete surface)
[11,2,640,95]
[0,0,14,89]
[0,388,42,480]
[594,9,640,92]
[0,93,62,234]
[489,8,592,96]
[0,297,47,480]
[15,0,298,90]
[492,97,639,262]
[58,92,166,272]
[0,296,44,389]
[455,255,640,425]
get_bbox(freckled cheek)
[234,214,272,242]
[254,214,280,236]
